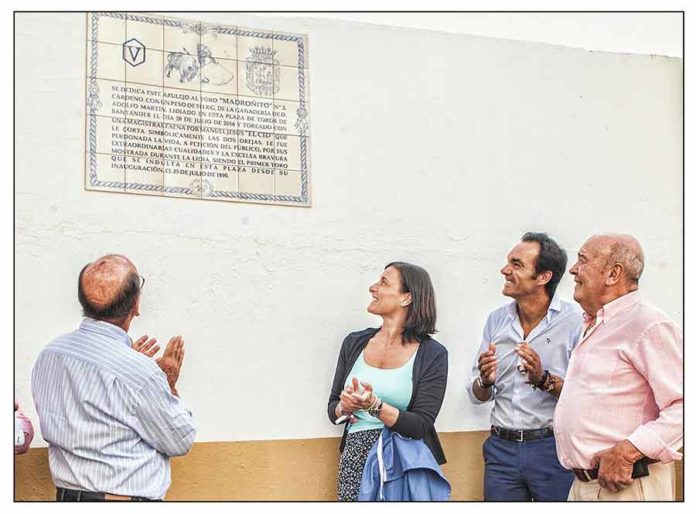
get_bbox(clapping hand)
[157,336,185,393]
[515,342,544,385]
[478,342,497,386]
[132,335,160,357]
[351,378,375,410]
[338,378,375,422]
[338,384,358,423]
[340,378,374,409]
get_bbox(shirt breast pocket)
[571,347,618,396]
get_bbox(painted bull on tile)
[165,44,233,85]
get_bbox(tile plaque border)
[85,12,311,207]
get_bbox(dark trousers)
[483,434,574,501]
[56,488,158,502]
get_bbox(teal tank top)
[346,348,417,433]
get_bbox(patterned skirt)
[337,428,382,502]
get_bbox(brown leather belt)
[573,457,658,482]
[572,468,599,482]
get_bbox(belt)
[56,487,158,502]
[490,425,554,442]
[573,457,658,482]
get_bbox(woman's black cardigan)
[327,327,448,465]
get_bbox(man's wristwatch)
[476,376,493,389]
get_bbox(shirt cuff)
[627,425,683,464]
[466,376,493,405]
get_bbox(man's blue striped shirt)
[31,318,196,499]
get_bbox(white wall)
[15,12,682,445]
[277,12,684,58]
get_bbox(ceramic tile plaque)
[85,13,311,206]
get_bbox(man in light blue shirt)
[32,254,196,501]
[467,233,583,501]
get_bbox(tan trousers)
[568,462,676,501]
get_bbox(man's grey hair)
[598,233,645,284]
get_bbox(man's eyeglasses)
[138,275,146,290]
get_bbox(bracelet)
[367,397,383,417]
[542,373,556,393]
[531,370,550,390]
[476,376,494,389]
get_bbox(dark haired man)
[466,233,583,501]
[31,254,195,501]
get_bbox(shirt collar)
[505,301,517,319]
[79,317,131,348]
[506,293,562,322]
[598,290,641,323]
[546,293,562,320]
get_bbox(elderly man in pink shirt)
[554,234,682,501]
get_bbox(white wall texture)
[279,12,684,58]
[15,13,682,445]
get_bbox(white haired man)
[554,234,683,501]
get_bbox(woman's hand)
[349,379,376,410]
[337,384,359,423]
[339,383,362,413]
[337,377,378,422]
[340,378,374,408]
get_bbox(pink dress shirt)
[554,291,683,469]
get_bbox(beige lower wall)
[14,432,683,501]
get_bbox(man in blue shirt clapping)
[467,233,583,501]
[32,254,196,501]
